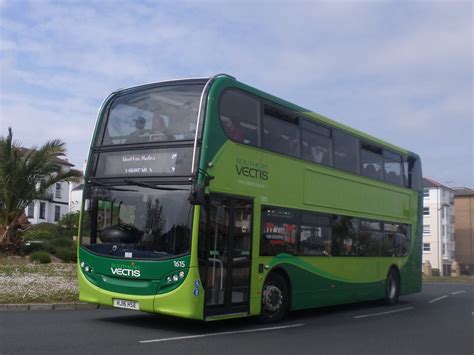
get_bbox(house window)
[27,202,35,218]
[423,189,429,198]
[423,207,430,216]
[39,202,46,219]
[423,243,430,252]
[442,225,446,237]
[54,206,61,222]
[423,225,430,234]
[55,183,62,199]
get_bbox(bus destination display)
[96,148,192,177]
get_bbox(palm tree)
[0,127,82,244]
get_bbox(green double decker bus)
[78,74,423,322]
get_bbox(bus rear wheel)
[384,269,400,305]
[259,273,289,323]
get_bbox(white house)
[69,183,84,213]
[422,177,455,276]
[25,157,83,224]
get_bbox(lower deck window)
[260,206,411,258]
[260,208,297,256]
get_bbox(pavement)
[0,302,101,311]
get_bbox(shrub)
[22,223,58,241]
[55,247,77,263]
[23,240,47,254]
[431,268,440,277]
[48,237,74,250]
[30,251,52,264]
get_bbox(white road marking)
[428,295,448,303]
[451,291,466,295]
[140,323,305,344]
[353,307,414,319]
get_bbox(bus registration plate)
[113,299,139,310]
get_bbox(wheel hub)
[387,275,396,299]
[263,284,283,313]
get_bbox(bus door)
[203,196,252,317]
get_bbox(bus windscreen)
[102,84,204,145]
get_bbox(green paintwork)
[79,247,190,295]
[77,205,206,320]
[79,75,422,321]
[199,76,422,317]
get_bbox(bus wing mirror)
[189,183,206,205]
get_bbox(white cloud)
[0,0,472,185]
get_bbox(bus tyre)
[384,269,400,305]
[259,273,289,323]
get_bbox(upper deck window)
[333,130,359,174]
[220,89,260,146]
[301,120,332,167]
[360,143,383,180]
[263,107,300,158]
[102,84,204,145]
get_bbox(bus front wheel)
[259,272,289,323]
[384,268,400,305]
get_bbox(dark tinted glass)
[402,156,409,187]
[81,185,191,259]
[333,130,359,173]
[301,120,332,166]
[384,150,403,186]
[358,220,382,256]
[409,156,423,191]
[220,89,260,146]
[361,143,383,180]
[382,223,410,256]
[332,216,358,256]
[263,108,300,157]
[299,213,332,256]
[260,207,298,256]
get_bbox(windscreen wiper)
[124,179,188,191]
[87,179,138,192]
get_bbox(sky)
[0,0,472,187]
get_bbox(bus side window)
[383,150,403,186]
[260,207,298,256]
[358,220,382,257]
[332,216,358,256]
[301,120,332,167]
[333,130,359,174]
[408,156,423,192]
[219,89,260,146]
[299,213,332,256]
[361,143,383,180]
[262,108,300,158]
